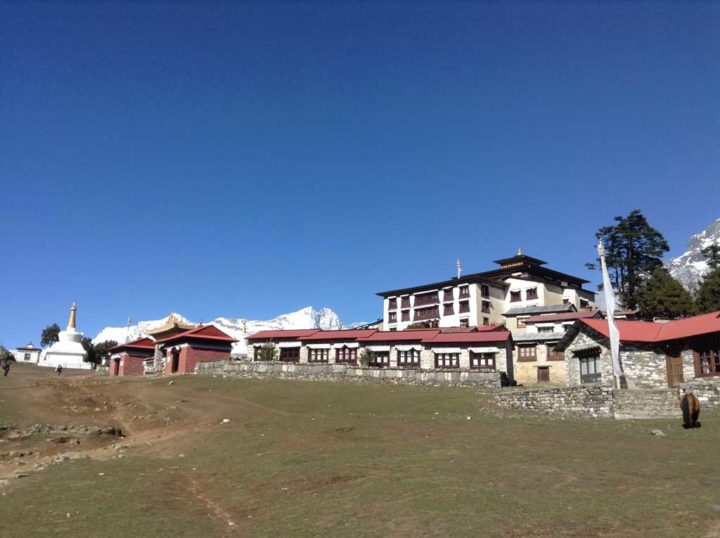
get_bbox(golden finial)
[517,247,523,256]
[67,302,77,330]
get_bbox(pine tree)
[40,323,61,347]
[589,210,669,309]
[637,268,696,320]
[701,243,720,271]
[696,267,720,313]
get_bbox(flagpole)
[598,241,626,389]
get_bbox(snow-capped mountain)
[666,217,720,291]
[93,307,343,356]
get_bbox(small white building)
[40,303,90,370]
[12,343,42,364]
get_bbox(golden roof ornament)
[67,302,77,331]
[517,247,523,256]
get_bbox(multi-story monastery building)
[377,251,596,332]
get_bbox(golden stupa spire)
[517,247,523,256]
[67,302,77,331]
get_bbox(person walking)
[1,358,10,377]
[55,364,63,376]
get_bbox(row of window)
[387,285,491,311]
[510,288,538,302]
[517,344,564,361]
[255,346,497,370]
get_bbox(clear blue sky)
[1,2,718,345]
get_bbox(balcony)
[414,292,439,307]
[414,306,440,321]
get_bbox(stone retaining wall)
[195,360,501,387]
[493,385,614,418]
[494,383,720,420]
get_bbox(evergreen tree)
[701,243,720,270]
[40,323,61,347]
[589,209,669,309]
[636,268,696,320]
[696,267,720,313]
[80,338,118,365]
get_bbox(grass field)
[1,363,719,537]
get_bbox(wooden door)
[537,366,550,383]
[666,354,684,388]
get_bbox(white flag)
[598,241,623,377]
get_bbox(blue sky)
[1,2,718,345]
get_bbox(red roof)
[357,330,441,342]
[157,325,237,344]
[301,329,377,341]
[247,329,321,340]
[423,331,511,344]
[580,311,720,343]
[110,337,156,352]
[525,311,602,324]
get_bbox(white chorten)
[40,303,90,370]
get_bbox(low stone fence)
[195,360,501,388]
[493,383,720,420]
[493,385,615,418]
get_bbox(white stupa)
[40,303,90,370]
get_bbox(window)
[517,317,529,328]
[470,352,495,370]
[481,284,490,298]
[518,345,537,361]
[562,298,570,304]
[414,291,439,306]
[443,303,454,316]
[435,352,460,369]
[460,318,470,328]
[443,288,454,302]
[397,349,420,368]
[548,346,564,361]
[401,310,410,322]
[279,347,300,362]
[459,286,470,298]
[481,301,491,313]
[695,345,720,377]
[459,301,470,314]
[414,306,439,321]
[482,317,490,326]
[580,298,590,309]
[401,296,411,309]
[526,288,538,300]
[388,298,397,310]
[538,326,554,333]
[388,312,397,323]
[24,353,31,361]
[308,348,329,363]
[369,352,390,368]
[510,290,521,302]
[336,346,357,364]
[579,356,601,383]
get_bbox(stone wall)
[493,385,614,418]
[195,360,501,387]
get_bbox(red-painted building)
[109,338,156,377]
[156,325,237,375]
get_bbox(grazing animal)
[680,391,701,429]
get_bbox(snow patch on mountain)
[93,307,343,356]
[666,218,720,291]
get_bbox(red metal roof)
[525,311,602,324]
[301,329,377,341]
[580,312,720,343]
[357,330,441,342]
[423,331,511,344]
[247,329,321,340]
[157,325,237,344]
[110,337,156,352]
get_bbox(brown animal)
[680,392,701,429]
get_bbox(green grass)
[2,374,719,536]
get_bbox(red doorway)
[171,350,180,374]
[113,359,120,376]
